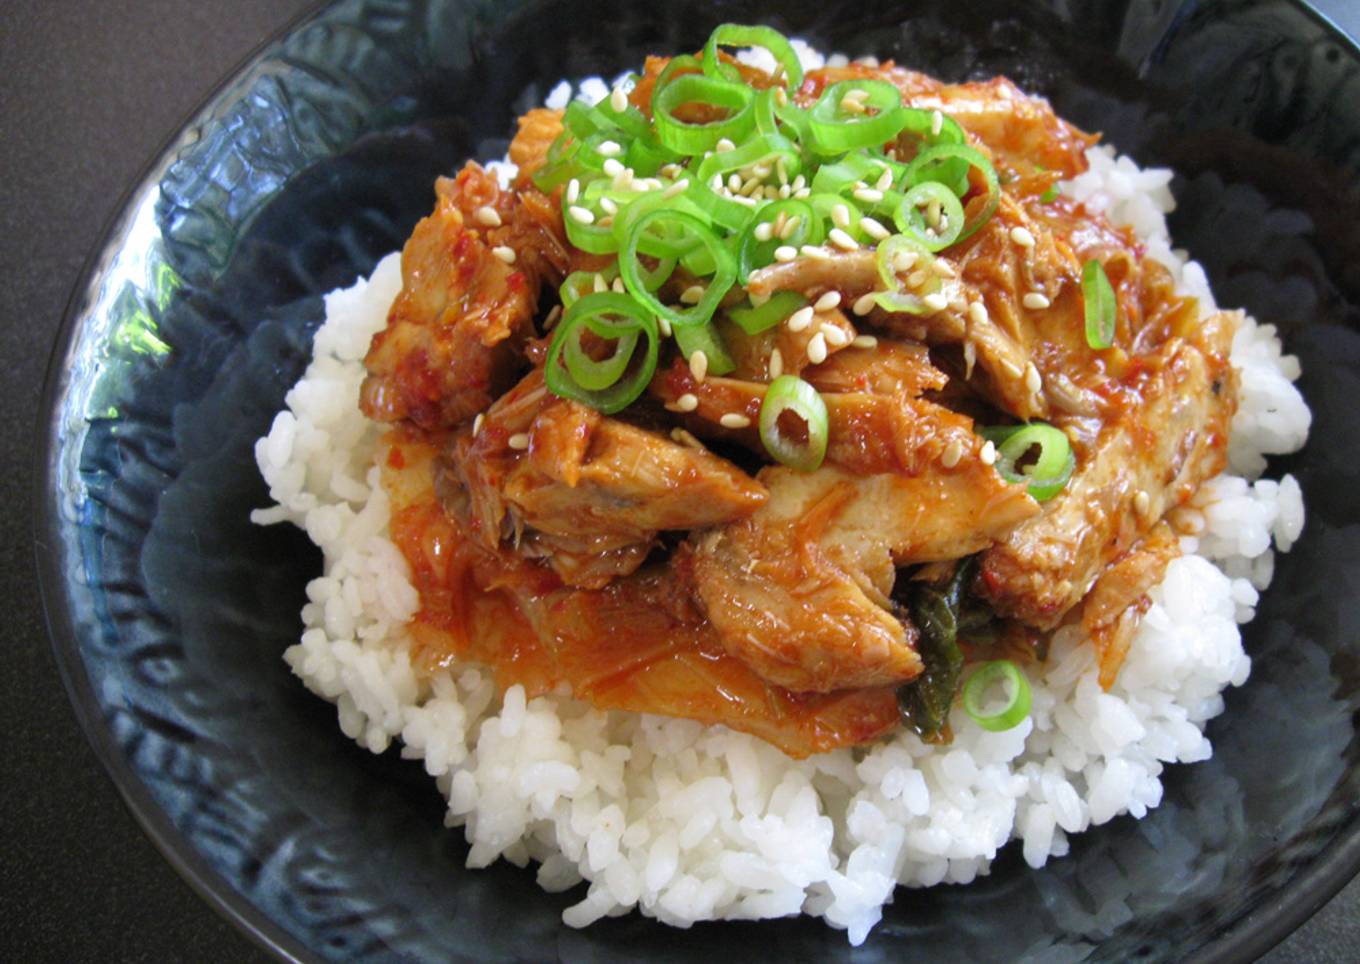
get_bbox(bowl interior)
[37,0,1360,960]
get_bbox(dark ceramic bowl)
[35,0,1360,960]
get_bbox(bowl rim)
[29,1,1360,961]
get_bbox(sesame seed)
[841,87,870,104]
[852,334,878,349]
[508,432,530,451]
[778,184,791,199]
[801,244,831,260]
[593,273,608,293]
[566,179,581,204]
[963,340,977,376]
[853,187,884,204]
[923,292,948,312]
[674,392,699,412]
[829,228,859,251]
[753,221,774,242]
[689,350,709,382]
[491,245,516,264]
[807,332,829,364]
[543,305,562,330]
[875,168,894,192]
[1025,363,1043,393]
[1134,489,1151,516]
[774,245,798,263]
[822,324,849,347]
[787,306,815,332]
[968,301,989,326]
[815,291,842,312]
[779,215,802,240]
[475,205,501,227]
[980,440,997,465]
[750,290,771,308]
[752,162,772,179]
[472,413,485,436]
[1009,226,1036,248]
[728,173,743,192]
[612,277,625,293]
[831,203,852,230]
[610,86,628,112]
[671,427,705,449]
[709,174,724,192]
[940,439,963,468]
[1023,292,1051,310]
[602,158,625,178]
[720,413,752,429]
[907,270,928,288]
[679,285,706,305]
[852,292,877,316]
[931,109,943,136]
[732,194,760,207]
[930,259,956,278]
[791,174,806,191]
[662,178,689,198]
[599,196,618,215]
[597,140,622,157]
[768,348,784,379]
[716,137,736,153]
[793,187,812,199]
[839,95,867,114]
[568,205,594,225]
[893,250,918,272]
[658,316,672,336]
[860,217,891,241]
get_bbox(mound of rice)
[250,48,1310,944]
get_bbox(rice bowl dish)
[250,31,1309,944]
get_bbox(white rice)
[250,51,1311,945]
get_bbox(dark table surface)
[3,1,1359,960]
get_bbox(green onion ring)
[695,131,802,185]
[727,291,808,334]
[545,292,659,414]
[674,319,737,376]
[904,143,1000,242]
[808,80,906,154]
[652,72,756,155]
[1082,258,1116,349]
[737,198,822,282]
[962,660,1032,732]
[620,208,736,328]
[893,182,966,251]
[702,23,805,90]
[758,375,829,471]
[978,422,1075,502]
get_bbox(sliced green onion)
[674,319,736,376]
[870,234,940,314]
[758,375,828,471]
[695,132,801,185]
[978,422,1075,502]
[727,291,807,334]
[621,208,735,328]
[652,73,756,155]
[1082,258,1116,349]
[893,182,965,251]
[545,292,659,414]
[808,80,906,154]
[962,660,1032,732]
[737,199,821,281]
[702,23,804,90]
[904,143,1000,243]
[683,178,756,234]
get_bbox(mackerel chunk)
[977,310,1240,629]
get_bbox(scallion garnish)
[620,207,735,330]
[961,660,1032,732]
[807,80,906,154]
[978,422,1075,502]
[904,143,999,244]
[758,375,828,471]
[702,23,805,91]
[652,72,757,155]
[728,291,808,334]
[545,292,659,413]
[1081,258,1116,349]
[893,182,965,251]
